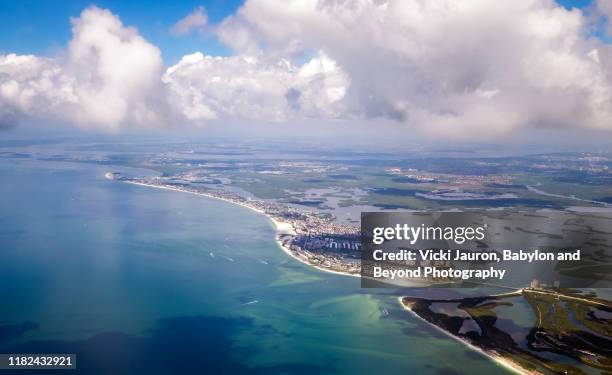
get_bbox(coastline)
[121,178,531,373]
[399,297,535,375]
[122,180,359,278]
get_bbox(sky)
[0,0,243,64]
[0,0,597,63]
[1,0,612,142]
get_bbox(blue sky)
[0,0,243,64]
[557,0,593,8]
[0,0,598,65]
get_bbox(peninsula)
[402,288,612,374]
[107,172,361,276]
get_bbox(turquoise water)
[0,160,508,374]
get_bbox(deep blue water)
[0,160,508,374]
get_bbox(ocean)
[0,159,508,374]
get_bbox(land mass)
[402,288,612,375]
[106,171,612,375]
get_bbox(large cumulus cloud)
[217,0,612,136]
[163,51,348,121]
[0,6,168,131]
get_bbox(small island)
[402,288,612,374]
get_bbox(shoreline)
[399,297,535,375]
[123,180,359,278]
[121,178,530,373]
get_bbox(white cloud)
[163,51,348,121]
[171,6,208,36]
[0,54,75,128]
[0,5,345,130]
[0,6,168,131]
[67,7,168,129]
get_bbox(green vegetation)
[404,289,612,375]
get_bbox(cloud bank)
[218,0,612,137]
[2,1,612,137]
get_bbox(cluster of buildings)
[529,279,561,290]
[278,234,360,274]
[386,167,515,187]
